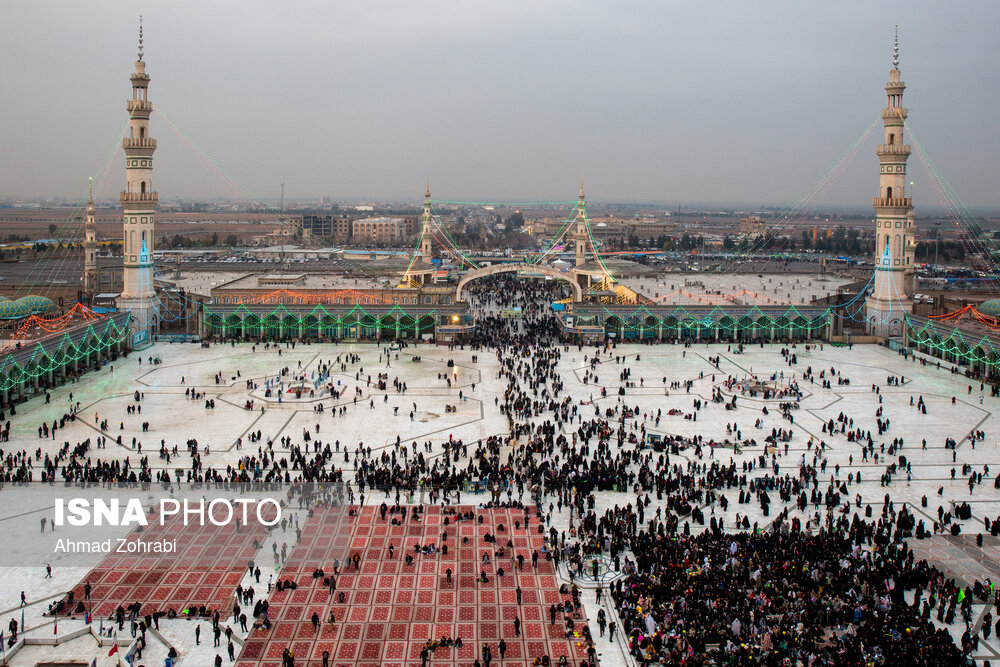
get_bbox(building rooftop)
[622,273,855,306]
[211,273,392,293]
[574,258,658,277]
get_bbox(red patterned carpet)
[64,509,273,617]
[237,504,595,667]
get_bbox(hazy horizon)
[2,1,999,209]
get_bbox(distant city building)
[534,212,676,244]
[352,217,410,244]
[739,215,766,235]
[302,214,351,241]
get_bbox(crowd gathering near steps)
[3,274,1000,664]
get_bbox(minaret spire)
[892,25,898,69]
[138,16,144,61]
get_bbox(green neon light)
[427,204,479,269]
[586,304,832,332]
[429,200,578,207]
[581,202,616,280]
[528,213,576,265]
[0,316,131,392]
[906,320,1000,368]
[712,117,879,274]
[203,304,443,333]
[15,122,129,302]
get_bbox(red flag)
[108,645,119,657]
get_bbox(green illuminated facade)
[906,316,1000,378]
[0,313,131,407]
[564,304,837,342]
[202,304,473,342]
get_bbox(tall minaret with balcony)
[83,178,98,299]
[418,179,433,265]
[866,28,916,337]
[119,18,158,337]
[573,181,587,269]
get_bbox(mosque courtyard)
[1,339,998,666]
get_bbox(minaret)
[866,27,916,337]
[83,178,98,299]
[119,17,158,339]
[418,179,433,264]
[573,180,587,268]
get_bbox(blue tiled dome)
[978,300,1000,317]
[0,299,30,320]
[15,295,56,315]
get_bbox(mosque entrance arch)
[456,264,583,302]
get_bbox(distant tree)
[225,234,239,247]
[48,224,57,235]
[210,232,220,246]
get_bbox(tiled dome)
[977,300,1000,318]
[15,295,56,315]
[0,299,31,320]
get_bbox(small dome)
[15,295,56,315]
[0,300,31,320]
[978,300,1000,317]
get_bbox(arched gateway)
[456,264,583,302]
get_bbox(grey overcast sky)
[2,1,998,209]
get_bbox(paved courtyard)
[1,339,999,664]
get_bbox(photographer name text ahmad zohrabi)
[54,537,177,553]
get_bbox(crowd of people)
[1,274,995,664]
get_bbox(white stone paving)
[1,339,1000,663]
